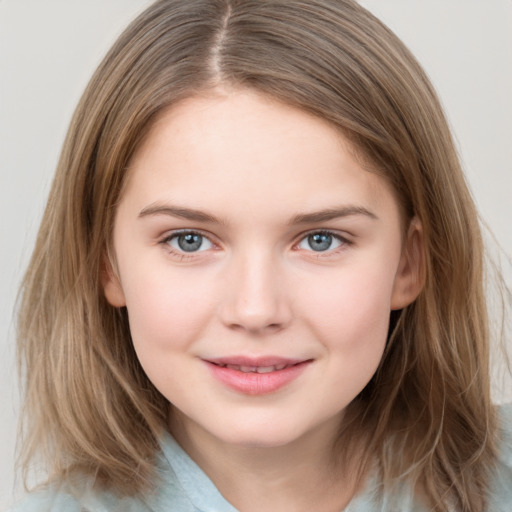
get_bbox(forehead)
[122,89,399,223]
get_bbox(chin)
[208,418,314,449]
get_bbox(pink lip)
[203,356,312,395]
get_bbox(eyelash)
[159,230,216,260]
[295,230,352,258]
[158,229,352,259]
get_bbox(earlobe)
[101,254,126,308]
[391,217,425,310]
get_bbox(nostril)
[226,321,284,335]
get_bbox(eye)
[166,232,213,253]
[297,231,344,252]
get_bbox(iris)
[308,233,333,251]
[177,233,203,252]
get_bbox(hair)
[17,1,501,510]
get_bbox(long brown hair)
[17,1,499,510]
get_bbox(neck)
[169,412,366,512]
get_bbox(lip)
[203,356,312,395]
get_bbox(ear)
[391,217,425,310]
[101,253,126,307]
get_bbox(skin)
[104,89,423,511]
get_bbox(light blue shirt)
[9,404,512,511]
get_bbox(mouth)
[209,362,300,373]
[203,357,312,395]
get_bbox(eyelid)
[294,229,352,253]
[159,229,219,255]
[157,228,352,258]
[160,227,217,240]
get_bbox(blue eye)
[167,232,213,253]
[298,232,343,252]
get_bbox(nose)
[218,251,292,335]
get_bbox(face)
[104,90,422,450]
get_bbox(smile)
[212,363,292,373]
[204,357,312,395]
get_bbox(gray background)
[1,0,511,508]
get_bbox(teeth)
[240,366,257,373]
[256,366,276,373]
[219,363,290,373]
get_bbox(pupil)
[308,233,332,251]
[178,233,202,252]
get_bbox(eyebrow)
[139,204,219,223]
[138,203,378,224]
[290,205,378,224]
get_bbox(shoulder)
[8,436,204,512]
[8,479,154,512]
[348,405,512,512]
[8,487,81,512]
[488,403,512,511]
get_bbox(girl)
[12,1,512,511]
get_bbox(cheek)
[120,265,217,355]
[120,268,219,402]
[302,263,395,404]
[299,259,397,356]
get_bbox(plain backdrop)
[1,0,511,508]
